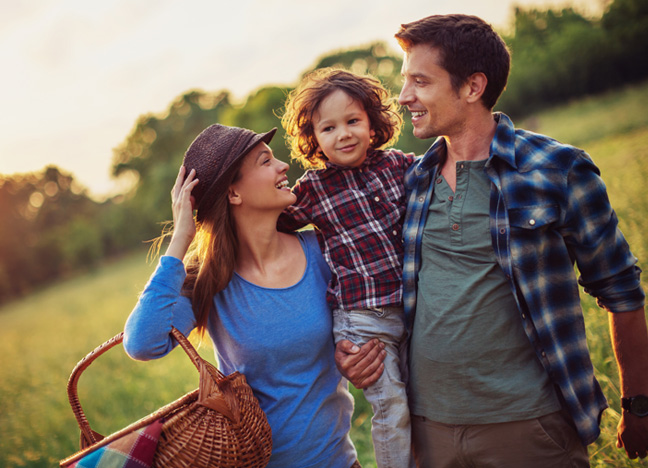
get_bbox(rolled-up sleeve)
[564,151,645,312]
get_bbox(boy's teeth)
[276,180,288,189]
[412,111,427,117]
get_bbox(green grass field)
[1,80,647,467]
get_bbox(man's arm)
[334,339,386,389]
[609,308,648,459]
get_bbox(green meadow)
[1,81,647,468]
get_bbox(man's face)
[398,44,465,140]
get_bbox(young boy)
[278,68,416,468]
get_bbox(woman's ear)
[228,187,242,205]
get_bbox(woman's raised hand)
[166,166,199,260]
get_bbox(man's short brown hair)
[395,14,510,110]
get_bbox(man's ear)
[464,72,488,104]
[228,187,242,205]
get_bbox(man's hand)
[334,339,386,389]
[617,412,648,459]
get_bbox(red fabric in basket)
[66,419,162,468]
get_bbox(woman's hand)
[166,166,199,260]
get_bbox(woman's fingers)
[172,166,186,202]
[172,167,198,203]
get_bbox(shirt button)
[393,230,398,236]
[499,228,506,234]
[436,177,443,184]
[541,351,547,357]
[451,223,460,231]
[521,313,526,319]
[374,196,380,202]
[457,194,462,200]
[418,196,424,202]
[448,196,453,202]
[529,219,536,226]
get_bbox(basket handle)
[66,327,214,447]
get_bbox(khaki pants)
[411,411,590,468]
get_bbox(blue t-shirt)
[124,231,357,468]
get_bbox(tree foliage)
[2,0,648,305]
[499,0,648,117]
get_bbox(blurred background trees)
[1,0,647,304]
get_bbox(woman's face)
[228,142,296,211]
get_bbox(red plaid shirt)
[278,149,416,310]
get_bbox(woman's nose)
[278,159,290,173]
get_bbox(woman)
[123,123,363,467]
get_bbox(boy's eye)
[322,126,334,132]
[348,118,359,124]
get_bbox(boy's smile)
[312,89,375,168]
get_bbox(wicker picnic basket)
[60,327,273,467]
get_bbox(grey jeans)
[333,306,414,468]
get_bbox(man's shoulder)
[512,127,586,172]
[493,113,586,172]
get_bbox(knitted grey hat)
[183,124,277,221]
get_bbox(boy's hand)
[335,339,386,389]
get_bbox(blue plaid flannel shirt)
[402,112,645,445]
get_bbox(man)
[336,14,648,467]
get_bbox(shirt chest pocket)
[508,205,561,272]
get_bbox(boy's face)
[312,89,375,168]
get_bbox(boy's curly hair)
[281,68,402,169]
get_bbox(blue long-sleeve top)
[124,231,357,468]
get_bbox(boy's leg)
[333,307,413,468]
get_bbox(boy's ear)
[228,187,242,205]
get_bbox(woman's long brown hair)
[181,164,243,338]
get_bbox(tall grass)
[1,81,647,467]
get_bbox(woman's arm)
[123,166,199,360]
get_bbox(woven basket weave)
[60,327,272,467]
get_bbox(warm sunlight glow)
[1,0,603,200]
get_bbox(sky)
[0,0,604,199]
